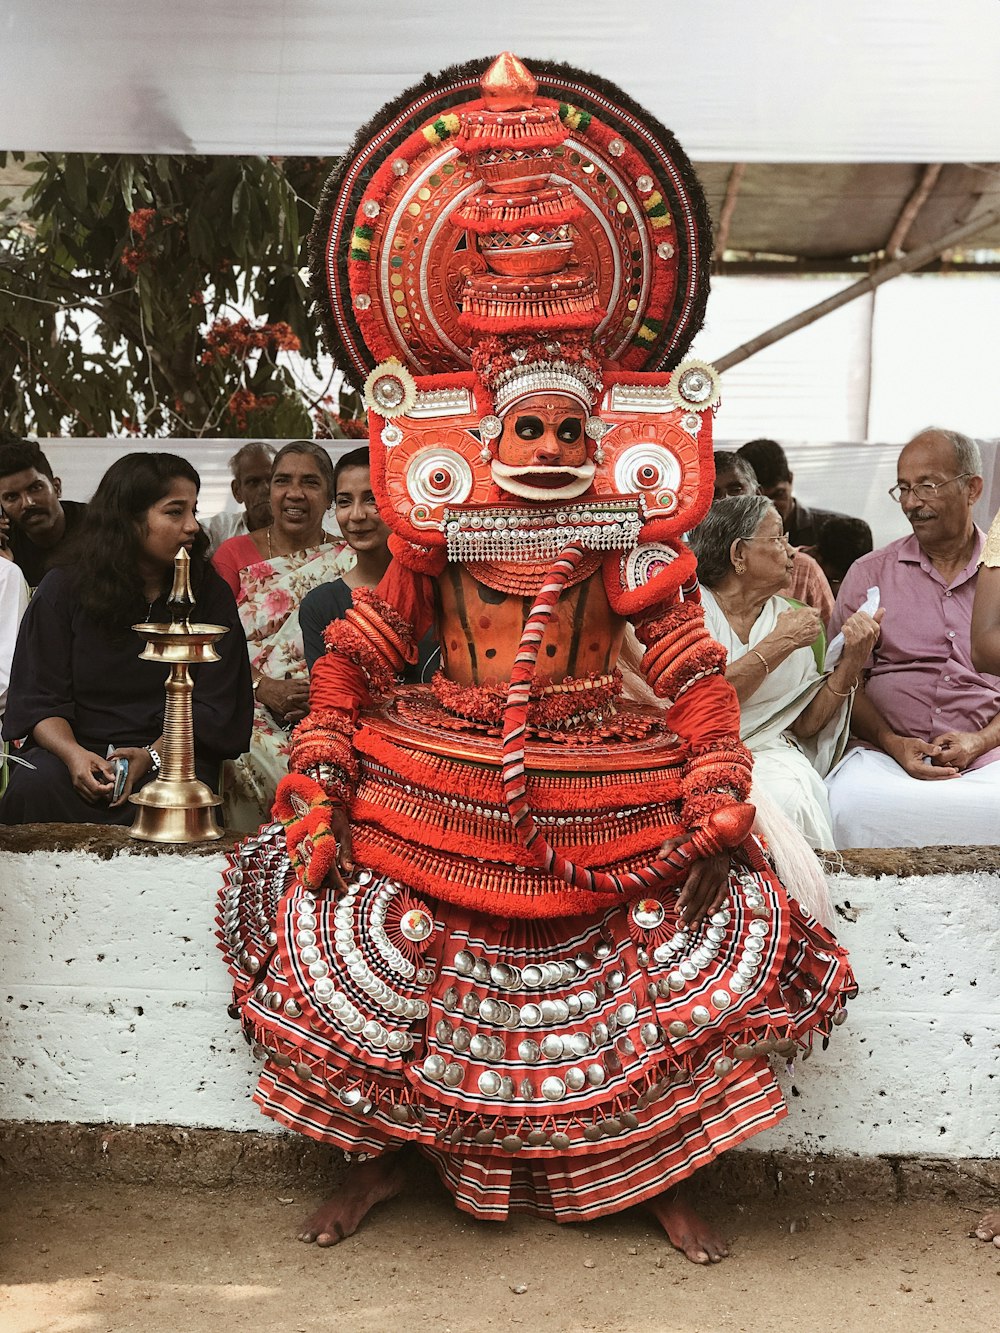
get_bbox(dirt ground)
[1,1172,997,1333]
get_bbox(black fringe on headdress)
[309,55,712,389]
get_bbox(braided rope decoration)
[500,541,697,896]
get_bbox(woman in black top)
[300,447,438,679]
[0,452,253,825]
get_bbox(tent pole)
[884,163,943,257]
[714,208,1000,373]
[713,162,746,264]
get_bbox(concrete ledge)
[2,826,998,1166]
[831,845,1000,878]
[2,1122,998,1208]
[0,822,239,858]
[0,1122,342,1190]
[3,821,999,875]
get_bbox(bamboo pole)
[885,163,943,258]
[714,208,1000,374]
[714,162,746,260]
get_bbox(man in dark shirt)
[0,439,86,588]
[737,437,871,550]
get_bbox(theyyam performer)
[219,52,855,1264]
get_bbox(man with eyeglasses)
[824,427,1000,847]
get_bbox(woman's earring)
[734,559,746,575]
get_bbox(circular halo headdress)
[310,52,712,385]
[309,53,720,556]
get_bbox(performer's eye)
[557,417,582,444]
[514,415,544,440]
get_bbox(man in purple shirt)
[825,427,1000,847]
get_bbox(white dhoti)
[826,747,1000,847]
[751,746,838,851]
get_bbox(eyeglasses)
[743,535,792,549]
[888,474,972,503]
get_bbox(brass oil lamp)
[129,548,228,843]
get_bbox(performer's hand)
[275,774,355,896]
[887,734,959,779]
[659,836,730,930]
[327,802,356,894]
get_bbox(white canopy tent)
[4,0,1000,161]
[6,0,999,527]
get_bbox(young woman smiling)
[0,453,252,825]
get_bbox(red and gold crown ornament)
[310,52,720,554]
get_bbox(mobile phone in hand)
[111,756,129,802]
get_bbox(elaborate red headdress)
[309,53,721,559]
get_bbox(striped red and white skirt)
[218,703,854,1222]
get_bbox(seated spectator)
[0,453,252,826]
[826,427,1000,847]
[0,559,29,723]
[202,441,275,555]
[0,439,87,589]
[690,496,880,848]
[803,515,874,596]
[300,447,440,680]
[300,446,390,671]
[714,451,835,622]
[737,437,872,551]
[213,440,354,831]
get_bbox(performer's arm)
[633,593,755,926]
[277,560,434,891]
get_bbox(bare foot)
[298,1155,408,1247]
[972,1210,1000,1249]
[648,1185,729,1264]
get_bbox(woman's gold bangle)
[750,649,770,675]
[825,677,857,698]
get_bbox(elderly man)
[713,451,835,622]
[825,427,1000,847]
[202,441,275,554]
[0,439,87,589]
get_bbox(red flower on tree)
[203,317,301,361]
[128,208,157,239]
[226,388,278,430]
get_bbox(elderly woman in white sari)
[689,496,881,848]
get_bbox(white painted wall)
[1,844,997,1159]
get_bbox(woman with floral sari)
[213,441,354,830]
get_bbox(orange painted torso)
[435,561,625,687]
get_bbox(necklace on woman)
[267,525,332,559]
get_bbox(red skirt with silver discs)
[219,699,855,1222]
